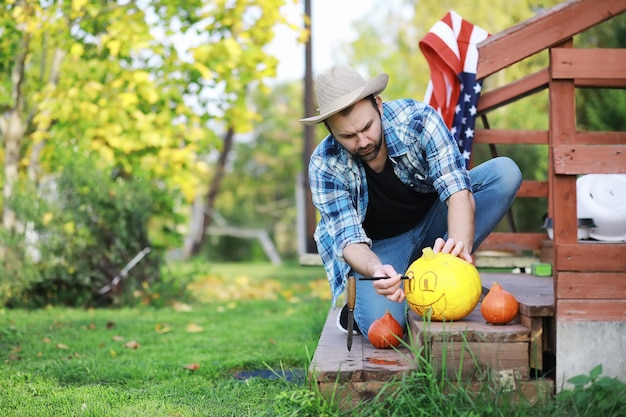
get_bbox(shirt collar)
[382,104,409,158]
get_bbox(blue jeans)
[354,157,522,338]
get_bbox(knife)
[346,276,356,351]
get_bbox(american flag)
[420,11,490,167]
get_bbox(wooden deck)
[309,271,555,405]
[309,307,416,407]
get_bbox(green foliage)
[576,13,626,132]
[271,387,340,417]
[211,81,306,259]
[556,365,626,417]
[2,152,162,307]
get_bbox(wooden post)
[302,0,317,254]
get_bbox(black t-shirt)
[362,158,438,240]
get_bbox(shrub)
[1,155,162,307]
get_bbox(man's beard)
[356,130,383,162]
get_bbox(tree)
[0,0,303,301]
[201,80,307,261]
[0,0,301,237]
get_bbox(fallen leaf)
[112,336,124,342]
[106,321,115,330]
[42,337,51,343]
[171,301,192,312]
[124,340,140,349]
[88,323,96,330]
[186,323,203,333]
[155,323,172,334]
[183,363,200,371]
[56,343,69,350]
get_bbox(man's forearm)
[343,243,384,277]
[447,190,476,253]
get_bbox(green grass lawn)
[0,261,330,416]
[2,261,625,416]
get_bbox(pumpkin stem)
[421,247,436,260]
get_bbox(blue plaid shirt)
[309,99,471,305]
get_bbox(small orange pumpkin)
[368,310,404,349]
[480,282,519,324]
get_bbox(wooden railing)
[474,0,626,322]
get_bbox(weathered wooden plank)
[574,131,626,145]
[551,48,626,80]
[520,314,547,370]
[462,379,554,404]
[555,243,626,272]
[474,129,548,145]
[481,273,554,318]
[477,68,549,114]
[518,180,548,198]
[576,78,626,88]
[477,0,626,79]
[540,239,554,264]
[475,255,540,269]
[557,272,626,299]
[319,377,555,409]
[557,299,626,321]
[409,308,530,344]
[309,308,415,384]
[421,341,530,380]
[478,232,547,252]
[553,144,626,174]
[549,53,579,260]
[477,67,623,115]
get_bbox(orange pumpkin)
[480,282,519,324]
[368,310,404,349]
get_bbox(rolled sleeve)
[421,106,471,201]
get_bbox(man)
[300,65,521,341]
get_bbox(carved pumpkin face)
[405,248,482,321]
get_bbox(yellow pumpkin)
[405,247,482,321]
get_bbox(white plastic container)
[577,174,626,242]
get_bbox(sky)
[268,0,378,82]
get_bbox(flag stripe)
[420,11,490,167]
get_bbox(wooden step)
[308,273,555,407]
[480,272,555,371]
[308,307,416,406]
[408,307,531,380]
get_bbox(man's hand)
[433,237,473,264]
[370,266,406,303]
[343,243,406,303]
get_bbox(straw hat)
[299,65,389,125]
